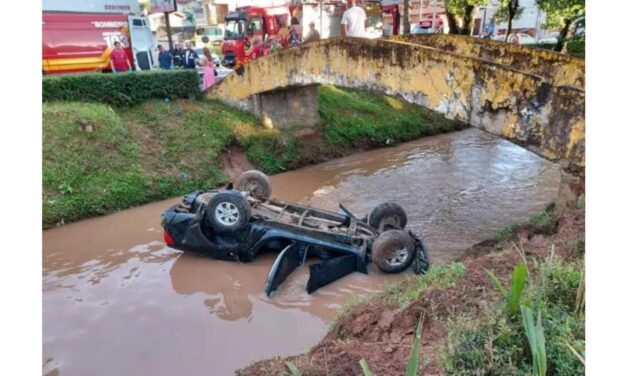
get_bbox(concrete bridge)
[209,36,584,174]
[390,34,584,89]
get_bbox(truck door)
[128,16,155,70]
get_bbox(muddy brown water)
[43,128,561,376]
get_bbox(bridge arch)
[209,37,584,174]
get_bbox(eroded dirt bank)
[238,206,584,375]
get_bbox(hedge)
[566,38,585,59]
[42,70,201,106]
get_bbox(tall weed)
[485,262,528,317]
[521,306,547,376]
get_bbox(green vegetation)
[319,86,464,148]
[43,98,290,226]
[43,85,461,226]
[328,262,465,339]
[491,202,557,241]
[528,42,585,59]
[382,262,466,309]
[486,262,528,317]
[237,206,584,375]
[521,306,547,376]
[282,362,302,376]
[566,37,585,59]
[529,203,557,234]
[359,359,375,376]
[405,315,426,376]
[43,103,149,224]
[42,70,201,106]
[536,0,585,52]
[444,0,489,35]
[444,255,584,375]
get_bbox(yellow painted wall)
[391,34,585,89]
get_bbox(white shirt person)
[341,0,367,38]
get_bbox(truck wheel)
[235,170,272,200]
[368,202,407,231]
[413,238,430,275]
[206,191,251,232]
[372,230,416,273]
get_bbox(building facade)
[473,0,550,38]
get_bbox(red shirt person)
[109,41,132,72]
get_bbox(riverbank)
[238,204,585,375]
[43,85,465,227]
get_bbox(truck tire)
[413,238,430,275]
[206,191,251,232]
[368,202,407,231]
[235,170,272,200]
[372,230,416,273]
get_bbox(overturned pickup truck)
[161,170,429,295]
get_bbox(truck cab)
[221,6,289,68]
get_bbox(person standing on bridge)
[277,17,291,48]
[341,0,367,38]
[289,17,303,46]
[303,22,321,44]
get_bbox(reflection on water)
[43,128,561,376]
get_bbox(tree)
[445,0,488,35]
[403,0,411,35]
[444,4,461,34]
[536,0,585,52]
[502,0,521,40]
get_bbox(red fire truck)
[42,0,156,74]
[221,5,292,68]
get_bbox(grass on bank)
[382,262,466,310]
[43,85,463,226]
[323,206,584,375]
[493,203,557,242]
[320,85,463,148]
[444,255,584,376]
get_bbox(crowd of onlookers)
[109,39,217,90]
[108,0,366,91]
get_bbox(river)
[43,128,561,376]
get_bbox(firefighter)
[109,41,132,73]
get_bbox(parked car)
[411,19,443,34]
[538,31,560,44]
[493,32,536,45]
[161,170,430,296]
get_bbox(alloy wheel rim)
[386,247,409,267]
[243,181,261,196]
[215,202,239,226]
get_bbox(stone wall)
[250,85,320,134]
[391,34,585,89]
[209,37,585,174]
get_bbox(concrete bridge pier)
[250,85,320,135]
